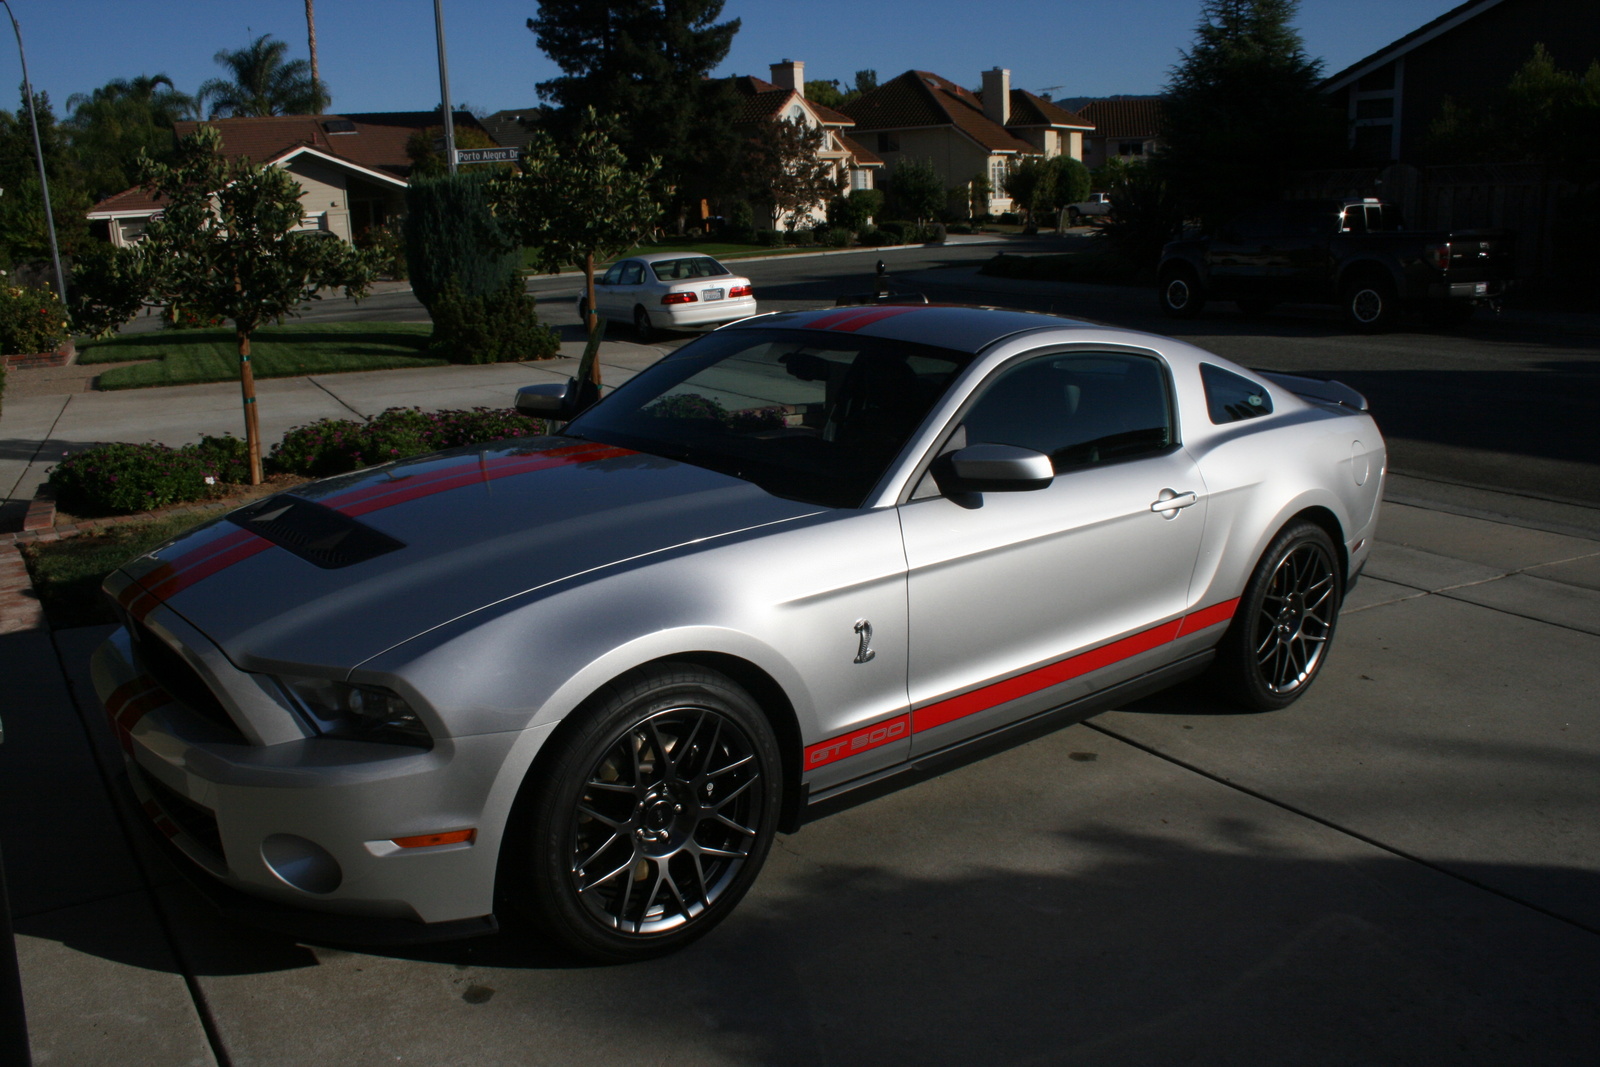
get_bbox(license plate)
[703,288,724,301]
[1474,282,1487,295]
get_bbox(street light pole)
[433,0,457,175]
[1,0,68,313]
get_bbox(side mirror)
[515,377,599,422]
[932,443,1054,494]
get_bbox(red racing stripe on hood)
[325,442,635,518]
[121,527,271,622]
[803,305,924,333]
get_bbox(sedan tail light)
[1423,242,1451,271]
[729,285,753,298]
[662,292,698,305]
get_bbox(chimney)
[982,67,1010,125]
[770,59,805,99]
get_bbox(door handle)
[1150,489,1197,515]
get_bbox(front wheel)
[577,296,591,326]
[1159,265,1207,318]
[1209,521,1342,711]
[1067,207,1081,225]
[507,664,781,962]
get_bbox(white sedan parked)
[580,252,757,340]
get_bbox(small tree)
[889,158,944,225]
[968,171,992,218]
[133,126,375,482]
[1003,156,1054,226]
[742,116,839,232]
[404,171,520,312]
[493,108,663,380]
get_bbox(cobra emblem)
[853,619,876,664]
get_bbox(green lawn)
[521,240,837,274]
[79,322,445,389]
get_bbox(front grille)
[128,617,245,741]
[134,764,227,867]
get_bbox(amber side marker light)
[393,829,476,849]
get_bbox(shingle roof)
[837,132,882,166]
[729,77,856,127]
[1321,0,1504,90]
[481,108,544,149]
[840,70,1041,154]
[1076,97,1165,139]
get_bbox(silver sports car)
[94,305,1384,961]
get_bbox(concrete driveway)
[2,327,1598,1064]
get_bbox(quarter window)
[960,352,1175,471]
[1200,363,1273,424]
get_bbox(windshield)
[564,327,972,508]
[649,257,732,281]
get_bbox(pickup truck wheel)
[1159,265,1206,318]
[1067,207,1081,225]
[1343,276,1398,332]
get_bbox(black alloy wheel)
[1210,521,1342,711]
[1343,275,1398,332]
[633,305,655,342]
[511,664,781,962]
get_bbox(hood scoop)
[228,495,405,569]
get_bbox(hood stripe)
[120,527,269,621]
[805,305,923,333]
[324,442,633,517]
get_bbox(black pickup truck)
[1157,198,1514,330]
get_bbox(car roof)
[629,252,729,265]
[727,304,1086,354]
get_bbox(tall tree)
[198,33,329,117]
[1158,0,1340,227]
[737,117,839,231]
[528,1,740,227]
[888,158,945,225]
[305,0,321,111]
[65,74,198,200]
[130,127,375,481]
[0,91,90,269]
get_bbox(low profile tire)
[633,305,655,342]
[576,296,591,325]
[1209,521,1342,712]
[1159,265,1206,318]
[1067,207,1082,225]
[1343,275,1398,332]
[508,664,781,962]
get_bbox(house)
[481,108,546,151]
[1321,0,1600,164]
[1074,97,1165,171]
[730,60,883,228]
[840,68,1093,215]
[86,111,491,247]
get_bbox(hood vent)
[228,495,405,569]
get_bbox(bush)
[270,407,544,477]
[790,228,817,247]
[48,442,220,515]
[827,188,885,233]
[1,361,7,417]
[0,279,69,356]
[858,229,895,247]
[404,172,520,312]
[820,226,853,248]
[192,435,251,484]
[874,221,908,244]
[728,201,756,241]
[756,229,786,247]
[946,223,974,235]
[998,212,1021,225]
[427,277,559,365]
[927,223,947,243]
[356,223,408,280]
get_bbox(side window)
[600,264,624,285]
[619,262,644,285]
[1200,363,1273,424]
[960,352,1174,472]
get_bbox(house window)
[851,168,870,191]
[1118,141,1144,157]
[877,132,899,152]
[990,158,1007,193]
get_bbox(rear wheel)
[633,305,656,342]
[1067,207,1082,225]
[1343,275,1398,331]
[577,296,591,326]
[1209,521,1342,712]
[506,664,781,962]
[1159,265,1206,318]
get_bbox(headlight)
[278,675,433,749]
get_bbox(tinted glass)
[600,265,624,285]
[619,262,644,285]
[961,352,1174,471]
[566,328,971,508]
[1200,363,1273,424]
[650,257,732,281]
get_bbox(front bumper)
[92,623,536,930]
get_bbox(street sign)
[454,147,519,165]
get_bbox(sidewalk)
[3,489,1596,1063]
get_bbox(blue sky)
[7,0,1460,118]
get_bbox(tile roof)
[837,132,882,166]
[1006,90,1093,130]
[1076,97,1165,139]
[481,108,545,149]
[840,70,1040,154]
[729,77,856,127]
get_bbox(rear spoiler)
[1254,370,1369,412]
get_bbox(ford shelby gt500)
[95,305,1384,961]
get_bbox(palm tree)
[198,34,329,118]
[305,1,321,113]
[66,74,201,198]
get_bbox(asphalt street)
[2,236,1598,1064]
